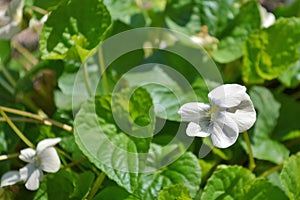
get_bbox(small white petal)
[259,5,275,28]
[38,147,61,173]
[19,148,36,163]
[178,102,210,121]
[19,163,36,181]
[36,138,61,153]
[210,112,239,148]
[24,168,43,191]
[186,122,211,137]
[208,84,247,108]
[226,93,256,132]
[1,171,21,187]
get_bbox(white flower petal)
[178,102,210,121]
[186,122,211,137]
[24,168,43,191]
[19,163,35,181]
[210,112,239,148]
[1,171,21,187]
[19,148,36,163]
[36,138,61,153]
[38,147,61,173]
[226,93,256,132]
[259,5,275,28]
[208,84,247,108]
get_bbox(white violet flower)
[1,138,61,190]
[178,84,256,148]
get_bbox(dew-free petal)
[36,138,61,153]
[38,147,61,173]
[0,171,21,187]
[208,84,247,108]
[19,163,35,181]
[24,168,43,191]
[178,102,210,121]
[226,94,256,132]
[210,112,239,148]
[186,122,211,137]
[19,148,36,163]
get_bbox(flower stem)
[259,164,283,178]
[0,109,35,148]
[243,131,255,171]
[0,106,73,132]
[98,46,110,94]
[86,172,106,200]
[11,41,39,66]
[83,62,92,97]
[64,157,87,168]
[0,153,19,161]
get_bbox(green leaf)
[242,17,300,84]
[103,0,146,27]
[124,66,212,122]
[75,97,201,199]
[244,179,288,200]
[280,152,300,200]
[244,86,289,164]
[136,146,201,199]
[33,180,47,200]
[93,186,130,200]
[165,0,242,36]
[124,66,187,121]
[212,0,261,63]
[71,171,95,199]
[0,40,11,64]
[55,60,99,110]
[250,86,280,137]
[278,60,300,88]
[34,0,66,11]
[273,93,300,141]
[74,88,155,193]
[201,165,255,200]
[275,0,300,18]
[40,0,111,62]
[47,169,74,200]
[158,184,192,200]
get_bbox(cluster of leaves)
[0,0,300,199]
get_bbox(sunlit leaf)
[40,0,111,62]
[242,17,300,84]
[280,152,300,200]
[201,165,255,200]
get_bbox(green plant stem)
[0,77,14,94]
[0,109,35,148]
[243,131,256,171]
[259,164,283,178]
[56,147,73,161]
[86,172,106,200]
[83,62,92,96]
[0,117,41,123]
[12,41,39,66]
[98,46,110,94]
[0,153,19,161]
[0,65,17,87]
[0,106,73,132]
[27,5,48,15]
[64,157,87,168]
